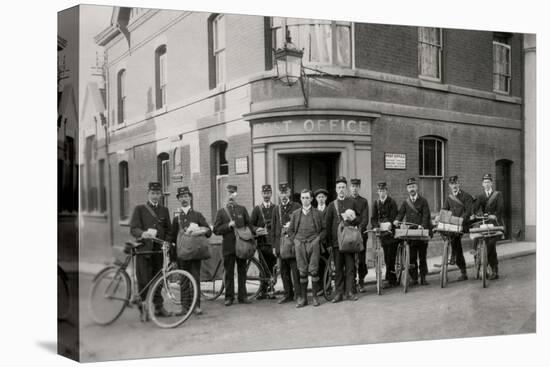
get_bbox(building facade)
[85,6,529,262]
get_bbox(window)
[98,159,107,213]
[418,27,442,81]
[210,141,229,219]
[493,35,511,94]
[157,153,170,207]
[155,45,167,109]
[117,69,126,124]
[419,137,445,213]
[119,161,129,219]
[213,15,226,86]
[271,18,352,67]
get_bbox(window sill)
[119,219,130,226]
[82,212,108,219]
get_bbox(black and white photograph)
[49,0,543,364]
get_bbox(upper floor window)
[493,34,511,94]
[418,27,442,81]
[271,18,352,68]
[117,69,126,124]
[213,14,226,86]
[155,45,167,109]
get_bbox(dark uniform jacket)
[395,195,432,229]
[371,196,398,228]
[168,207,212,243]
[213,203,254,257]
[351,195,369,240]
[270,200,301,253]
[250,202,274,247]
[442,190,474,229]
[325,197,361,248]
[473,190,505,225]
[287,207,326,243]
[129,201,172,252]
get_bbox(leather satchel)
[234,226,256,259]
[334,202,364,253]
[176,231,211,261]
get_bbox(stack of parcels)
[394,228,430,240]
[435,210,463,233]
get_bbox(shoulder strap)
[406,197,421,215]
[278,205,282,226]
[486,191,500,208]
[448,194,464,207]
[223,206,233,222]
[144,204,159,220]
[258,205,267,226]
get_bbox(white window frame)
[419,137,445,178]
[117,69,126,124]
[119,161,130,219]
[418,27,443,82]
[271,17,353,69]
[493,41,511,94]
[161,159,170,194]
[158,51,167,107]
[213,14,226,86]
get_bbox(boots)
[457,269,468,281]
[312,281,320,307]
[489,265,499,280]
[296,282,308,308]
[420,274,429,285]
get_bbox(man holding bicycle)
[250,184,277,300]
[213,184,255,306]
[394,177,432,286]
[288,189,326,307]
[129,182,173,318]
[472,173,504,280]
[371,182,399,288]
[442,175,473,282]
[270,182,301,304]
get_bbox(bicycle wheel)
[402,243,410,293]
[89,266,131,325]
[474,244,481,280]
[376,248,383,295]
[323,253,336,301]
[395,244,403,284]
[481,241,488,288]
[148,269,198,329]
[58,267,71,321]
[244,257,264,300]
[440,241,449,288]
[200,260,224,301]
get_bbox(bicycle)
[200,247,280,301]
[322,249,337,301]
[393,221,430,293]
[365,227,391,295]
[469,215,504,288]
[89,237,198,328]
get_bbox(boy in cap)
[129,182,173,318]
[288,189,326,307]
[471,173,504,280]
[349,178,369,292]
[442,175,473,281]
[250,184,277,299]
[371,182,399,288]
[325,176,361,302]
[393,177,432,286]
[169,186,212,315]
[270,182,301,304]
[213,185,255,306]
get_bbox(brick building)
[81,6,530,262]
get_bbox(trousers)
[223,254,248,301]
[280,257,299,299]
[294,237,321,283]
[356,236,368,284]
[409,240,428,280]
[450,235,466,271]
[381,236,398,284]
[136,252,163,308]
[258,245,277,293]
[334,247,356,295]
[177,259,202,307]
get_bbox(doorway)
[287,153,340,204]
[495,159,513,239]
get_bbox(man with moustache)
[349,178,369,293]
[325,176,361,302]
[442,175,473,281]
[169,186,212,315]
[472,173,504,280]
[129,182,172,318]
[250,184,277,299]
[213,185,255,306]
[314,188,330,296]
[393,177,432,286]
[288,189,326,307]
[270,182,301,304]
[371,182,399,288]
